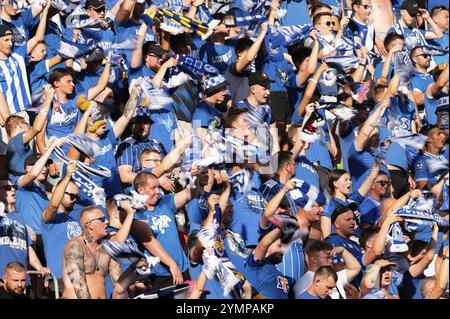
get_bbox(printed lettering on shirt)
[13,25,26,47]
[67,221,82,240]
[211,51,232,64]
[156,114,175,132]
[150,215,172,234]
[95,143,113,157]
[277,276,289,294]
[0,219,27,250]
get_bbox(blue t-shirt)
[148,105,177,153]
[235,100,272,126]
[199,41,236,74]
[326,233,366,267]
[259,178,297,214]
[424,92,447,125]
[305,109,333,171]
[400,270,426,299]
[229,187,264,247]
[347,142,375,191]
[295,156,321,190]
[428,34,449,66]
[410,71,434,97]
[262,56,295,92]
[280,0,311,26]
[28,59,50,95]
[0,213,31,277]
[359,195,381,226]
[192,101,223,129]
[1,9,36,49]
[47,96,83,154]
[41,211,82,278]
[135,194,189,277]
[6,132,32,176]
[15,182,49,235]
[92,123,122,198]
[186,194,209,235]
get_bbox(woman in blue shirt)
[321,161,380,238]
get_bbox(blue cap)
[288,181,327,209]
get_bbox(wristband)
[443,255,449,260]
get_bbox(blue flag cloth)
[57,36,96,59]
[174,54,219,78]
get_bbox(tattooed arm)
[113,84,142,139]
[108,258,122,287]
[64,241,91,299]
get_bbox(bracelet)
[309,78,318,84]
[360,63,367,67]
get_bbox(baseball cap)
[24,154,53,169]
[202,74,228,96]
[143,41,168,58]
[330,202,358,224]
[248,72,274,89]
[0,25,13,38]
[85,0,106,9]
[400,0,420,16]
[85,47,105,63]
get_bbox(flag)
[394,50,416,83]
[174,54,219,78]
[62,133,102,159]
[322,55,361,72]
[229,169,251,194]
[57,36,96,59]
[386,133,428,150]
[137,77,174,109]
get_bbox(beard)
[267,252,284,265]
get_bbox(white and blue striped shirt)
[0,51,32,114]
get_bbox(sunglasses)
[323,21,336,26]
[415,53,431,59]
[85,216,107,225]
[65,192,80,201]
[89,6,105,13]
[362,4,372,10]
[1,185,17,191]
[376,180,391,187]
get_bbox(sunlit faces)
[140,151,162,169]
[250,84,270,105]
[433,8,449,30]
[30,42,47,62]
[333,172,352,196]
[86,5,105,21]
[412,47,431,69]
[0,32,14,57]
[62,182,79,211]
[139,177,160,205]
[334,210,357,237]
[53,75,75,95]
[2,269,26,296]
[427,127,446,149]
[314,275,337,299]
[0,180,16,205]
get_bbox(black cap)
[248,72,274,88]
[0,25,13,38]
[24,154,53,169]
[143,41,168,58]
[331,202,358,224]
[85,0,106,9]
[400,0,420,16]
[85,47,105,63]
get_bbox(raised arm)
[152,58,178,89]
[426,64,449,98]
[357,160,380,198]
[361,259,396,297]
[253,228,282,261]
[63,240,91,299]
[110,201,135,243]
[23,84,53,144]
[17,138,63,188]
[235,22,268,73]
[421,9,444,39]
[261,180,295,229]
[297,30,319,86]
[331,246,361,282]
[427,246,449,299]
[42,161,77,223]
[298,63,328,117]
[130,23,148,69]
[116,0,136,25]
[151,136,192,177]
[113,84,141,139]
[27,0,51,54]
[87,52,112,100]
[409,224,439,277]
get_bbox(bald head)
[80,206,104,229]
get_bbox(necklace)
[82,236,100,272]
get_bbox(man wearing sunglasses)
[410,46,434,108]
[387,0,443,52]
[41,162,82,296]
[359,172,391,229]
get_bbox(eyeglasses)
[85,216,107,225]
[65,192,80,201]
[376,180,391,187]
[1,185,17,191]
[415,53,431,59]
[322,21,336,27]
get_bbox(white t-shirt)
[294,269,348,299]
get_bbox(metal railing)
[26,270,59,299]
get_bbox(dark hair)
[5,115,26,137]
[305,239,334,256]
[410,45,425,58]
[431,5,448,17]
[384,33,404,49]
[225,107,249,128]
[313,12,332,26]
[291,46,312,70]
[235,37,254,55]
[328,169,349,195]
[419,124,439,137]
[276,151,294,172]
[351,0,363,10]
[359,227,379,249]
[311,3,332,17]
[48,68,74,86]
[408,240,428,257]
[314,265,338,282]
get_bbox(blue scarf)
[174,54,219,78]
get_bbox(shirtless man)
[62,206,121,299]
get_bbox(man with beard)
[359,172,391,228]
[0,262,29,299]
[41,162,82,295]
[409,46,434,108]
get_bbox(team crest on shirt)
[276,276,289,294]
[208,116,221,130]
[67,221,82,240]
[405,34,420,51]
